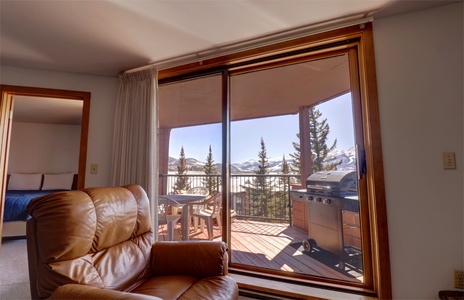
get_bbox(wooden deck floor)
[158,219,363,283]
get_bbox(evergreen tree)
[203,145,218,194]
[291,107,341,174]
[251,137,272,217]
[255,137,270,186]
[308,107,341,172]
[275,155,291,219]
[289,134,301,174]
[173,146,190,192]
[281,155,290,175]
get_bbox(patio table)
[161,194,207,240]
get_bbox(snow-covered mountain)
[325,146,357,171]
[168,146,356,173]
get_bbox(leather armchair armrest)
[49,284,162,299]
[151,241,229,277]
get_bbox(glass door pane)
[229,54,364,283]
[158,74,223,241]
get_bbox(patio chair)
[187,186,210,196]
[158,196,183,241]
[172,186,210,215]
[187,187,210,228]
[192,192,222,240]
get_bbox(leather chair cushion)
[131,276,198,299]
[50,284,162,299]
[131,276,239,300]
[151,241,227,277]
[178,276,239,300]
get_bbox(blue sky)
[169,93,354,163]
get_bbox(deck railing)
[159,174,300,223]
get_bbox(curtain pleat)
[111,69,158,236]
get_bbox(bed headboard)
[6,173,79,190]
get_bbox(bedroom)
[2,95,83,239]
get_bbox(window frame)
[158,23,391,299]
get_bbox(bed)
[2,172,78,238]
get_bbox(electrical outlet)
[455,270,464,289]
[443,152,456,170]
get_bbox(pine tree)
[250,137,272,218]
[289,133,301,174]
[281,155,290,175]
[275,155,291,219]
[291,107,341,174]
[255,137,270,186]
[173,146,190,192]
[203,145,218,194]
[308,107,341,172]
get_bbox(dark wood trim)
[0,91,14,245]
[358,27,392,300]
[159,24,366,80]
[0,85,90,100]
[78,92,90,189]
[0,85,90,191]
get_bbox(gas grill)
[291,170,361,270]
[306,170,357,197]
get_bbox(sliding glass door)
[228,53,366,283]
[157,25,389,296]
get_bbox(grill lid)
[306,170,357,196]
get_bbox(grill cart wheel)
[302,239,314,252]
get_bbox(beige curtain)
[111,68,158,235]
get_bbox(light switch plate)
[443,152,456,170]
[455,270,464,289]
[90,164,98,174]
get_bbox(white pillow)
[42,173,74,190]
[8,173,42,190]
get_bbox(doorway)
[0,85,90,239]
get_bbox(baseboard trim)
[231,273,378,300]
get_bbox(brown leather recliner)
[26,185,238,299]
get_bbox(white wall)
[373,3,463,299]
[8,122,80,173]
[1,66,119,188]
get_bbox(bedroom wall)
[8,122,80,174]
[1,66,118,188]
[373,3,463,299]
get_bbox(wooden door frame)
[0,85,90,239]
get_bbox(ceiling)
[1,0,458,124]
[13,96,83,125]
[1,0,458,77]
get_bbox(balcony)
[158,174,363,284]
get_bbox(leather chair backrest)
[26,185,153,299]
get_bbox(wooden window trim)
[158,23,391,299]
[0,85,91,246]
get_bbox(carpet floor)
[0,238,257,300]
[0,238,30,300]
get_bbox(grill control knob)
[316,197,322,203]
[308,196,314,201]
[324,199,331,205]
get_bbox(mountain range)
[168,146,356,173]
